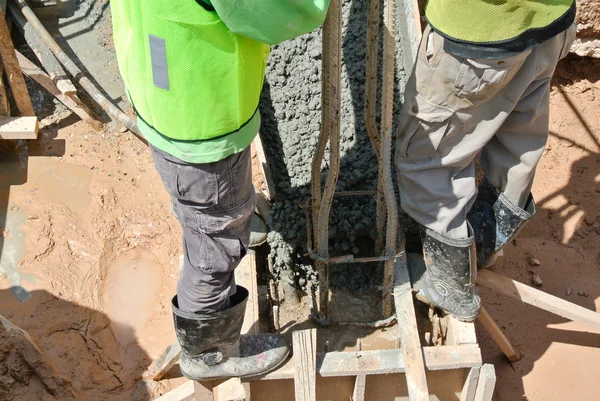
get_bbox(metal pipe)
[12,0,145,143]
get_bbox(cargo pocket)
[175,162,219,207]
[452,53,527,100]
[397,91,454,162]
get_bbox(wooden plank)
[8,3,77,96]
[154,381,195,401]
[252,135,275,200]
[0,59,10,116]
[478,306,521,362]
[393,255,429,400]
[242,381,252,401]
[460,367,480,401]
[0,11,35,116]
[0,116,38,139]
[446,316,478,346]
[145,340,181,381]
[352,374,366,401]
[194,381,216,401]
[15,50,102,130]
[293,329,317,401]
[253,369,472,401]
[477,270,600,331]
[260,346,482,381]
[235,252,260,335]
[473,364,496,401]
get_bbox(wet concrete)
[260,0,413,301]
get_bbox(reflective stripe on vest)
[111,0,269,142]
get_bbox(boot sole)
[182,348,291,381]
[419,289,480,323]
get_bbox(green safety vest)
[110,0,269,142]
[425,0,575,44]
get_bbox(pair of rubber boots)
[172,286,289,380]
[418,180,536,322]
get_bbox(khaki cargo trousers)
[395,24,577,239]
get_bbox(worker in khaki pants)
[396,1,577,322]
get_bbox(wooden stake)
[460,367,480,401]
[353,374,366,401]
[478,306,521,362]
[0,10,34,116]
[144,340,181,382]
[473,364,496,401]
[478,270,600,331]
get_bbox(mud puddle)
[101,250,163,347]
[0,147,33,301]
[23,157,92,214]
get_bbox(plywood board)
[0,116,38,139]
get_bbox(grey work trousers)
[395,24,577,239]
[151,146,254,314]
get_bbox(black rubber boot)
[172,286,290,380]
[419,225,481,322]
[468,179,536,268]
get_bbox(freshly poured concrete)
[259,0,414,298]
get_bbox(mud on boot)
[172,286,289,380]
[419,224,481,322]
[468,179,536,268]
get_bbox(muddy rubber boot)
[468,179,536,268]
[172,286,289,380]
[249,214,268,248]
[419,225,481,322]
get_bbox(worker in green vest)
[110,0,330,379]
[396,1,577,321]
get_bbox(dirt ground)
[0,4,599,401]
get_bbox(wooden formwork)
[156,250,496,401]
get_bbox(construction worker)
[110,0,330,379]
[396,1,577,322]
